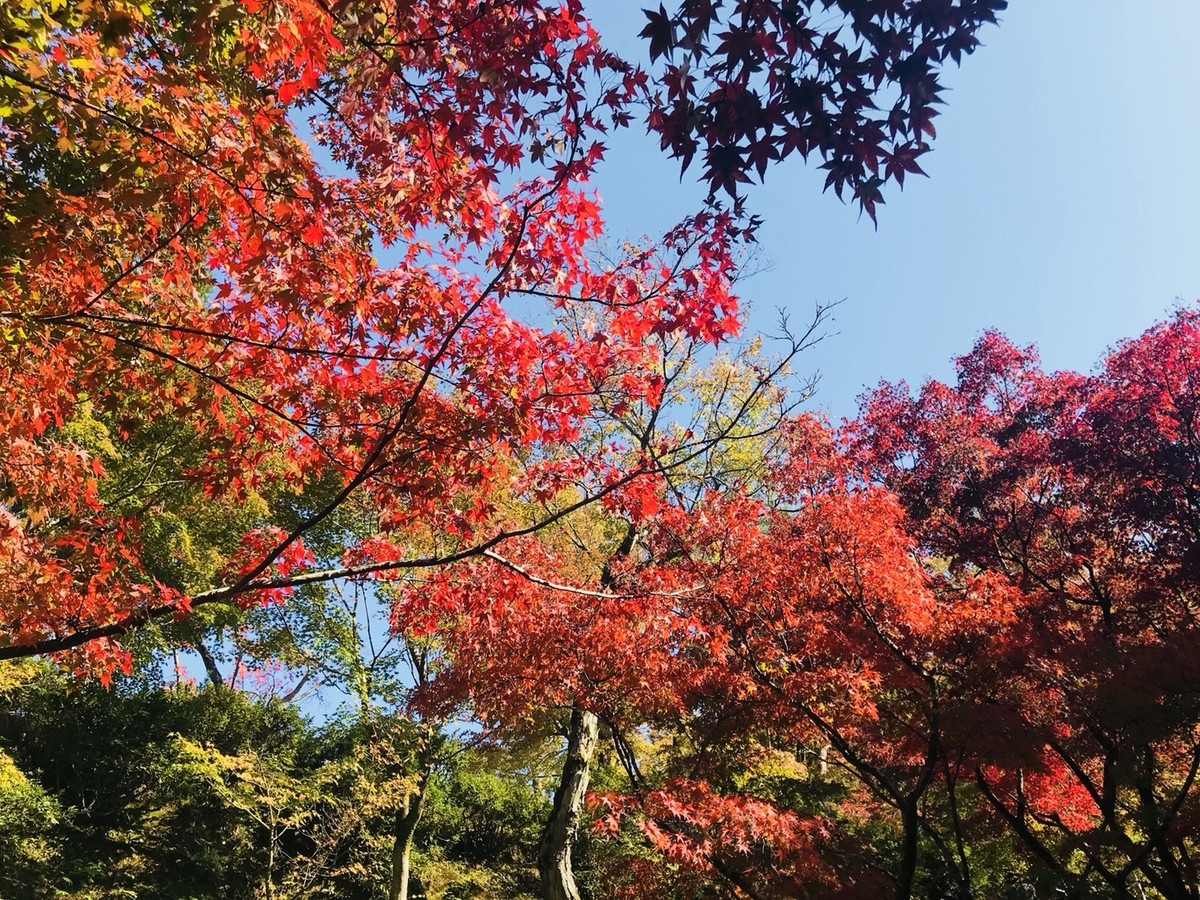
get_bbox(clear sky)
[584,1,1200,419]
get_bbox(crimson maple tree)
[641,0,1008,218]
[853,316,1200,897]
[0,0,714,673]
[625,317,1200,897]
[603,419,989,899]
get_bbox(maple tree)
[0,0,1004,674]
[597,419,977,899]
[640,0,1008,217]
[389,320,823,900]
[624,315,1200,898]
[852,315,1200,898]
[0,0,722,673]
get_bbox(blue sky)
[584,1,1200,419]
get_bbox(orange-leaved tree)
[388,315,824,900]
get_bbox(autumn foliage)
[18,3,1200,900]
[0,0,1005,679]
[1,0,726,670]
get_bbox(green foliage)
[0,665,310,899]
[417,750,547,900]
[61,404,272,595]
[0,664,557,900]
[0,749,61,898]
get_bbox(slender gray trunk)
[389,743,433,900]
[538,522,632,900]
[388,789,426,900]
[539,706,600,900]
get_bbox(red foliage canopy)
[0,0,1002,671]
[853,314,1200,893]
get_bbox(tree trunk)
[897,798,919,900]
[195,641,224,688]
[539,706,600,900]
[389,748,433,900]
